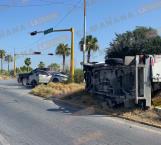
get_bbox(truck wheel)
[31,80,37,88]
[52,78,59,83]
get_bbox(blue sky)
[0,0,161,69]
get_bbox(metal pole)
[83,0,86,64]
[70,28,75,82]
[14,49,16,77]
[30,28,75,80]
[0,53,2,74]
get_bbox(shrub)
[152,97,161,107]
[74,69,84,83]
[31,82,85,98]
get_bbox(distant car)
[51,72,68,82]
[17,69,52,87]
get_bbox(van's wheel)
[52,78,59,83]
[31,80,37,88]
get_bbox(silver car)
[51,72,68,82]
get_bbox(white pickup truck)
[17,69,52,87]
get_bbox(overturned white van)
[83,55,161,108]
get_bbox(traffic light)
[30,31,37,36]
[48,53,54,56]
[33,52,41,55]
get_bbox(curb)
[118,116,161,129]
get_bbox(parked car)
[51,72,68,82]
[17,69,52,87]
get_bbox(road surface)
[0,80,161,145]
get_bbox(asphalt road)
[0,80,161,145]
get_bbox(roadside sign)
[44,28,53,35]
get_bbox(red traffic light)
[33,52,41,55]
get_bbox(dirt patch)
[0,75,9,80]
[120,108,161,127]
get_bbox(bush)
[74,69,84,83]
[31,83,85,98]
[152,97,161,107]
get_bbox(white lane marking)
[0,134,10,145]
[0,85,21,89]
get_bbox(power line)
[55,0,82,28]
[17,0,81,50]
[0,1,72,7]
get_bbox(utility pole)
[83,0,86,64]
[13,48,16,77]
[70,28,74,81]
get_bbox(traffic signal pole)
[13,52,54,77]
[51,28,75,82]
[30,28,75,82]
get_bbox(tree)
[5,55,13,73]
[106,26,161,59]
[24,58,31,72]
[74,69,84,83]
[0,49,6,74]
[79,35,99,63]
[55,43,70,72]
[20,65,32,73]
[48,63,60,71]
[38,61,45,69]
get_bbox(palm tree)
[0,49,6,74]
[48,63,60,71]
[24,58,31,72]
[38,61,45,69]
[5,55,13,73]
[55,43,70,72]
[79,35,99,63]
